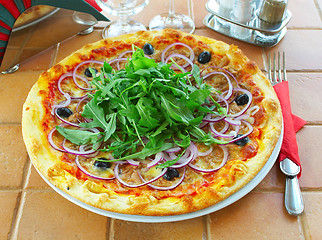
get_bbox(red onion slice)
[201,66,239,89]
[214,94,229,112]
[72,73,92,91]
[51,93,72,115]
[165,147,181,153]
[203,71,233,101]
[47,125,66,153]
[227,120,254,144]
[162,152,172,162]
[57,73,73,95]
[189,145,228,173]
[62,139,98,156]
[75,156,115,180]
[144,167,186,191]
[127,159,140,166]
[58,73,89,99]
[168,152,178,160]
[76,95,89,114]
[164,53,194,70]
[171,143,198,168]
[224,117,241,126]
[248,106,260,116]
[114,163,167,188]
[73,60,104,77]
[161,42,195,65]
[235,114,250,120]
[203,113,225,123]
[72,60,103,90]
[228,88,253,118]
[79,145,100,158]
[108,58,128,70]
[197,145,213,157]
[54,108,80,127]
[210,122,235,138]
[147,152,163,168]
[118,50,132,59]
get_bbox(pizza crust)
[22,29,282,216]
[14,6,57,28]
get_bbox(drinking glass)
[149,0,195,33]
[96,0,150,38]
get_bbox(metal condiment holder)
[204,0,292,47]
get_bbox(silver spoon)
[280,158,304,215]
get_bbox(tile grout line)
[11,25,37,66]
[205,214,212,240]
[6,192,22,240]
[108,218,115,240]
[313,0,322,22]
[7,155,30,239]
[287,27,322,30]
[298,212,312,240]
[0,122,21,126]
[261,47,268,73]
[297,215,305,240]
[50,43,60,68]
[9,160,32,240]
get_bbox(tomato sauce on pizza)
[22,29,282,216]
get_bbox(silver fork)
[268,51,304,216]
[268,51,287,85]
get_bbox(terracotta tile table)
[1,0,322,239]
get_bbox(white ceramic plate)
[35,132,283,223]
[13,8,60,32]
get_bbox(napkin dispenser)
[0,0,109,74]
[204,0,291,47]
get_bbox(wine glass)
[149,0,195,33]
[96,0,150,38]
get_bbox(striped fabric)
[0,0,105,67]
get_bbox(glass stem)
[169,0,175,17]
[119,15,129,27]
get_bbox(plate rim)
[34,129,283,223]
[13,8,60,32]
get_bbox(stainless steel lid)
[258,0,288,23]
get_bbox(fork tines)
[268,51,287,85]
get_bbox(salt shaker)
[258,0,288,23]
[218,0,234,19]
[217,0,234,27]
[231,0,256,40]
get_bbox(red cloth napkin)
[273,81,307,178]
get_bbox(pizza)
[22,29,282,216]
[14,5,57,29]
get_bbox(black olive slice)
[234,134,249,146]
[198,51,211,64]
[84,67,98,77]
[235,94,249,106]
[94,158,111,169]
[56,107,73,118]
[143,43,154,55]
[163,168,179,181]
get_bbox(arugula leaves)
[56,126,101,145]
[57,47,227,166]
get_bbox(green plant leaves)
[56,126,100,145]
[56,46,227,166]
